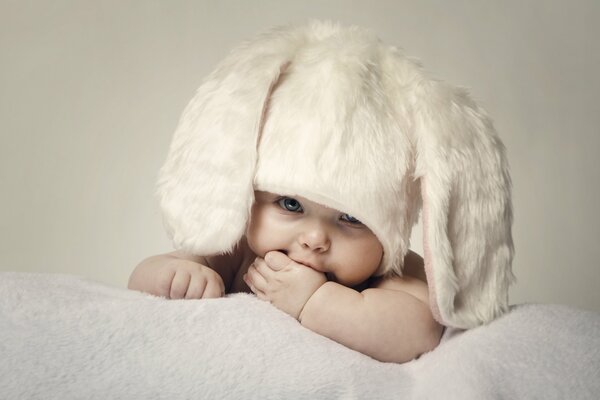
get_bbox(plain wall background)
[1,0,599,312]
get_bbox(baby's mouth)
[284,253,325,273]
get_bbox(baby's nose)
[298,223,330,252]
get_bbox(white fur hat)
[156,20,515,329]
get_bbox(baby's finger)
[264,251,293,271]
[243,273,267,301]
[201,278,224,299]
[247,264,269,291]
[253,258,276,279]
[252,256,265,266]
[170,270,191,299]
[155,268,176,298]
[185,275,208,299]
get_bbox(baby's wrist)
[298,281,332,323]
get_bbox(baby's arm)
[128,244,243,299]
[245,251,443,363]
[299,276,443,363]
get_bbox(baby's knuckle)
[155,270,174,297]
[206,267,221,280]
[210,273,223,284]
[170,286,183,299]
[185,286,201,299]
[203,284,221,298]
[196,274,208,285]
[173,273,192,299]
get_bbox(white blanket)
[1,272,599,399]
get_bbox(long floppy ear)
[414,80,515,329]
[155,28,296,256]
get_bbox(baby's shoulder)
[370,274,429,305]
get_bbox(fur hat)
[156,20,515,329]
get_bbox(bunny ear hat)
[156,20,515,329]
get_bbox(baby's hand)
[244,251,327,319]
[154,259,225,299]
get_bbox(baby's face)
[246,191,383,287]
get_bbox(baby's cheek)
[245,233,263,257]
[248,227,290,258]
[245,230,275,259]
[356,239,384,269]
[336,247,382,285]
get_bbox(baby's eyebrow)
[257,191,280,200]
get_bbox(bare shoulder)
[367,249,429,302]
[370,274,430,305]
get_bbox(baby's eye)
[277,197,303,213]
[340,214,362,225]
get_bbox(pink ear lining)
[421,178,445,325]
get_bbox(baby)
[129,191,442,363]
[128,20,514,364]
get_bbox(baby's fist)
[156,260,225,299]
[246,251,326,320]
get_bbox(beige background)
[1,1,599,312]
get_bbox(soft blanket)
[1,272,599,399]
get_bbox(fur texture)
[156,20,515,328]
